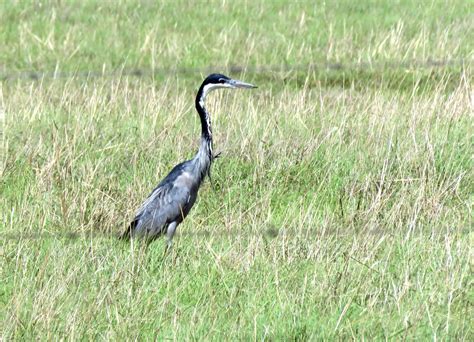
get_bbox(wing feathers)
[122,161,198,240]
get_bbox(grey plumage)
[121,74,256,247]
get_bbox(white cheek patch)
[201,83,232,101]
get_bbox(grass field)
[1,1,473,340]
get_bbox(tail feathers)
[119,217,140,240]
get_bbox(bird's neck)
[194,88,213,180]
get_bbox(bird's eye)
[218,78,225,83]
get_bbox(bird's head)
[199,73,257,101]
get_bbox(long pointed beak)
[229,79,257,89]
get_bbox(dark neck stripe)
[195,86,213,141]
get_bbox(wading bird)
[121,74,256,247]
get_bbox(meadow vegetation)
[1,1,473,339]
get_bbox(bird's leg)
[166,221,178,250]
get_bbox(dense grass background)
[1,0,473,340]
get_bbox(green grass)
[1,1,473,340]
[2,0,473,72]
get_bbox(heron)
[121,73,256,247]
